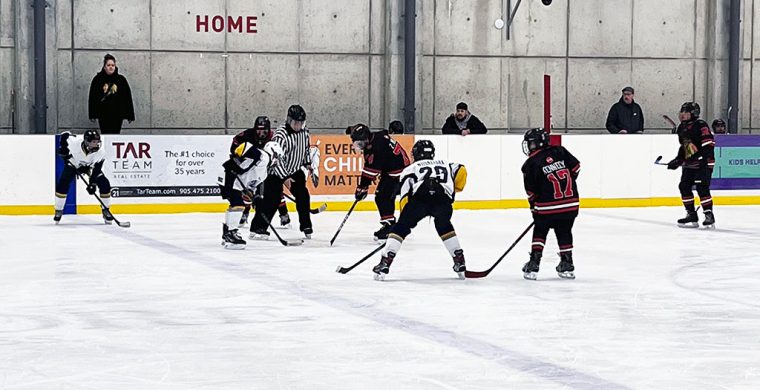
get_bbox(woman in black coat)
[88,54,135,134]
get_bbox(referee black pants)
[252,170,312,232]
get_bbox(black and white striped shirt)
[270,124,311,179]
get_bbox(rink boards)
[1,134,759,215]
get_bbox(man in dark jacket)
[88,54,135,134]
[605,86,644,134]
[442,102,487,135]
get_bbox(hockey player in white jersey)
[372,139,468,280]
[218,141,279,249]
[54,130,112,224]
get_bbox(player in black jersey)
[520,128,581,280]
[229,116,291,228]
[666,102,716,228]
[349,124,411,240]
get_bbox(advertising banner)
[712,135,760,190]
[306,134,415,195]
[103,135,229,198]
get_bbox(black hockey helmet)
[286,104,306,130]
[679,102,700,119]
[712,118,726,131]
[522,127,549,155]
[388,120,404,134]
[83,129,102,152]
[287,104,306,122]
[349,123,372,150]
[253,116,272,146]
[412,139,435,161]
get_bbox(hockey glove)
[355,186,368,201]
[86,183,97,195]
[222,157,244,174]
[57,146,71,161]
[58,132,72,160]
[667,158,682,170]
[77,166,92,176]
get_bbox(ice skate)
[373,253,395,281]
[452,249,466,280]
[556,252,575,279]
[373,222,394,241]
[249,227,270,240]
[677,210,699,228]
[278,213,291,229]
[702,210,715,229]
[53,210,63,224]
[522,251,541,280]
[302,227,313,239]
[102,208,114,225]
[222,225,246,250]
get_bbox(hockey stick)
[67,163,131,228]
[335,244,384,274]
[662,115,677,133]
[282,193,327,214]
[464,222,534,279]
[653,155,671,166]
[329,199,359,246]
[234,176,303,246]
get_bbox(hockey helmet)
[522,128,549,155]
[350,123,372,150]
[286,104,306,130]
[253,116,272,146]
[388,120,404,135]
[712,118,726,133]
[679,102,701,119]
[83,129,102,152]
[412,139,435,161]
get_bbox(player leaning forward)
[54,130,114,224]
[521,128,581,280]
[349,123,410,240]
[372,140,468,280]
[666,102,716,228]
[218,138,280,249]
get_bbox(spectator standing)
[442,102,487,135]
[88,54,135,134]
[605,86,644,134]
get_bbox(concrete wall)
[2,0,759,135]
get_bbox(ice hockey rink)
[1,206,759,389]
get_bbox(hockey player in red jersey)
[666,102,716,228]
[520,128,581,280]
[349,124,411,240]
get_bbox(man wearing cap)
[442,102,488,135]
[606,86,644,134]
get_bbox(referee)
[251,104,316,239]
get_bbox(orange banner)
[305,134,415,195]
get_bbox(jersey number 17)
[547,168,574,199]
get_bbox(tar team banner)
[103,135,229,198]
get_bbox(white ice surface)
[1,207,759,389]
